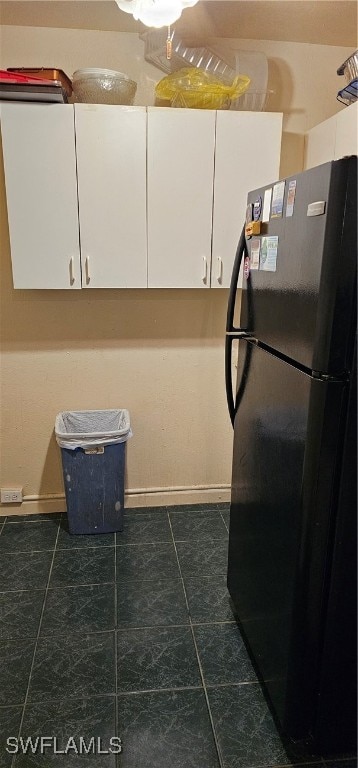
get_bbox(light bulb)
[115,0,198,28]
[115,0,139,14]
[137,0,183,27]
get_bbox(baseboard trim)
[125,486,231,509]
[0,485,231,517]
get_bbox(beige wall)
[0,146,232,511]
[0,23,354,513]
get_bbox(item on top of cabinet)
[337,50,358,84]
[336,78,358,106]
[231,90,271,111]
[72,68,137,105]
[141,28,237,83]
[142,32,269,111]
[7,67,72,97]
[337,51,358,106]
[230,50,269,111]
[155,67,250,110]
[0,69,67,102]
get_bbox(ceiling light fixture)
[115,0,199,29]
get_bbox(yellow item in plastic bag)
[155,67,250,110]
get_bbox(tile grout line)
[165,536,229,545]
[117,540,173,548]
[220,510,230,535]
[11,518,62,768]
[0,581,116,595]
[241,761,325,768]
[3,618,240,643]
[117,684,203,696]
[167,512,225,768]
[0,685,207,709]
[116,619,237,631]
[0,544,115,556]
[4,517,64,525]
[1,569,226,594]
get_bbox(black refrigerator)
[225,157,357,756]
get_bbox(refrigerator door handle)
[225,334,236,426]
[225,224,251,426]
[226,224,248,335]
[225,332,255,427]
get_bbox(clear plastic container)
[231,91,270,112]
[230,51,268,111]
[142,32,270,111]
[141,29,237,84]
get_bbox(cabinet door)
[1,103,80,289]
[212,112,282,288]
[334,102,358,159]
[147,108,215,288]
[304,114,337,170]
[305,104,358,171]
[74,105,147,288]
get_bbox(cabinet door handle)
[202,256,208,284]
[69,257,75,285]
[85,256,90,285]
[217,256,223,284]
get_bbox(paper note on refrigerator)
[262,188,272,222]
[260,236,279,271]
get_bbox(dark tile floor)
[0,506,356,768]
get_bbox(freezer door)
[240,157,357,375]
[228,341,350,744]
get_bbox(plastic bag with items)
[155,67,250,109]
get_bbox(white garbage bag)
[55,409,132,450]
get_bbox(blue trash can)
[55,409,132,535]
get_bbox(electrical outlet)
[1,488,23,504]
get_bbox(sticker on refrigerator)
[260,236,279,272]
[271,181,285,218]
[250,238,260,270]
[262,188,272,222]
[253,196,262,221]
[243,255,251,280]
[286,180,297,217]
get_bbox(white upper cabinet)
[2,105,283,290]
[304,103,358,170]
[212,111,283,288]
[1,103,81,289]
[74,105,147,288]
[334,103,358,160]
[147,108,216,288]
[304,116,337,170]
